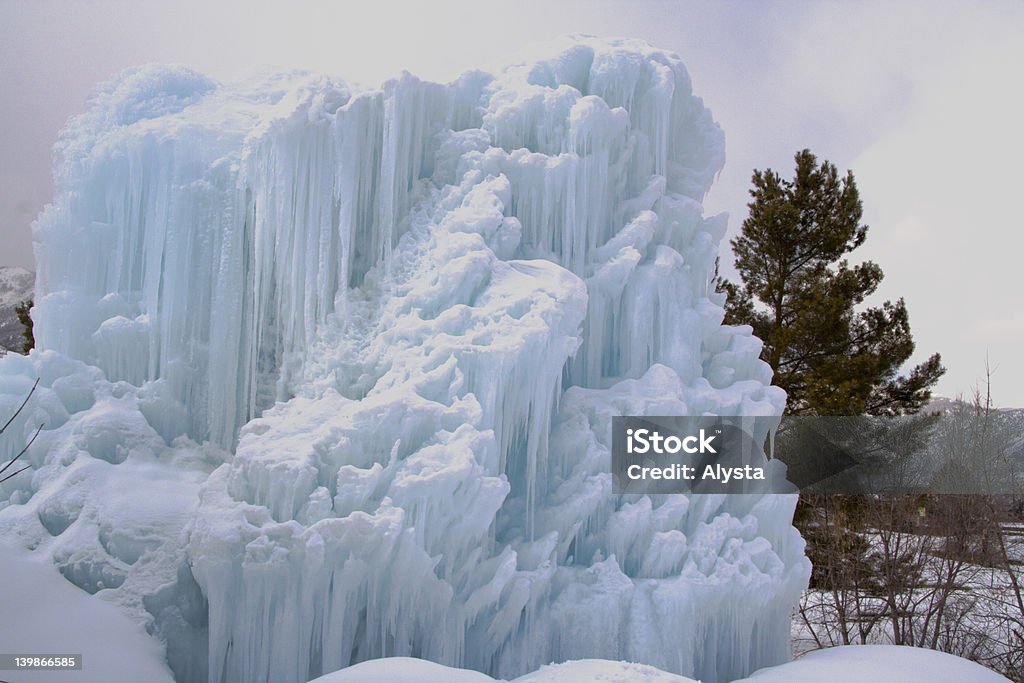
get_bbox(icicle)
[18,37,808,683]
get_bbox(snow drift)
[1,37,809,683]
[304,647,1014,683]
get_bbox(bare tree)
[0,377,42,484]
[796,362,1024,681]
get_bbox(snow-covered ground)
[735,645,1011,682]
[309,657,700,682]
[0,539,176,683]
[792,524,1024,677]
[305,647,1013,682]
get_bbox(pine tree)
[718,149,944,416]
[15,300,33,354]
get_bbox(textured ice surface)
[2,37,809,683]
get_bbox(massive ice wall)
[3,36,810,683]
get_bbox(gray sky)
[1,0,1022,406]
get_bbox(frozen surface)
[2,36,809,683]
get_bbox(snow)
[306,657,496,683]
[307,657,700,683]
[734,645,1012,683]
[2,36,813,683]
[513,659,700,682]
[0,539,176,683]
[306,647,1014,683]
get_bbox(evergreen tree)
[718,149,944,416]
[15,300,34,353]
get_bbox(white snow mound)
[308,656,701,683]
[307,648,1013,683]
[0,540,176,683]
[307,656,496,683]
[734,645,1012,683]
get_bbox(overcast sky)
[1,0,1022,406]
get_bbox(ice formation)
[0,37,810,683]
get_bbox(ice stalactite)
[6,36,810,683]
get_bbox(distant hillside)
[928,395,1023,414]
[928,395,1024,467]
[0,266,34,355]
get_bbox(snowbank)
[0,540,176,683]
[307,656,699,682]
[734,645,1011,682]
[308,647,1012,683]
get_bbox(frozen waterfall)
[1,36,810,683]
